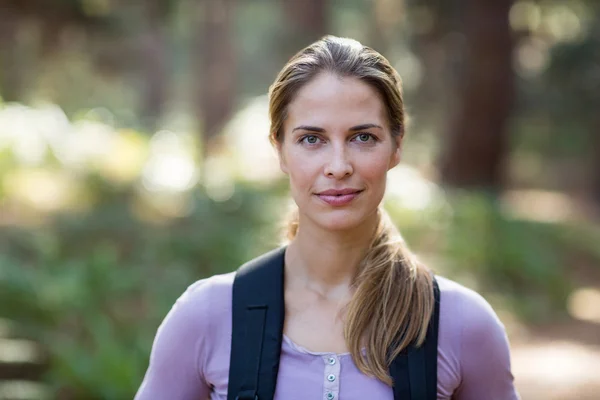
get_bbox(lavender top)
[135,272,519,400]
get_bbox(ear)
[388,135,402,169]
[276,142,289,174]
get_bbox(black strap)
[424,277,441,399]
[228,247,440,400]
[227,247,286,400]
[390,276,441,400]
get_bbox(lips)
[317,188,363,196]
[315,188,363,206]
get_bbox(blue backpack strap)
[390,276,441,400]
[227,247,286,400]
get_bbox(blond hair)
[268,35,434,385]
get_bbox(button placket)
[322,354,341,400]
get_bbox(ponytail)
[284,208,434,385]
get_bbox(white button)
[328,357,336,365]
[326,393,335,400]
[327,374,336,382]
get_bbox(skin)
[277,72,402,353]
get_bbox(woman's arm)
[453,290,520,400]
[135,283,211,400]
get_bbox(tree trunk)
[438,0,515,193]
[196,0,235,159]
[140,0,169,132]
[592,117,600,205]
[407,0,462,108]
[0,5,23,102]
[281,0,328,60]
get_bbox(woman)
[135,36,519,400]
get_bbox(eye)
[299,134,322,145]
[354,133,376,143]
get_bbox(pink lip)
[315,189,363,206]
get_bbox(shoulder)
[159,272,236,371]
[435,276,514,393]
[136,272,236,398]
[185,271,236,300]
[436,275,505,333]
[434,278,518,398]
[176,246,284,322]
[175,271,236,322]
[435,274,511,362]
[155,271,235,343]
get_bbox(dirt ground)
[508,256,600,400]
[511,318,600,400]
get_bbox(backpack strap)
[227,247,286,400]
[390,276,441,400]
[228,247,441,400]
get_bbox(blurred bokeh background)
[0,0,599,399]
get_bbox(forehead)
[286,73,387,129]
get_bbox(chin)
[311,209,374,232]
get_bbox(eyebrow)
[292,125,325,133]
[349,123,383,131]
[292,123,383,133]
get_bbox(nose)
[324,144,353,179]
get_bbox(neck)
[285,210,379,298]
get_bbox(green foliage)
[443,193,571,321]
[0,182,285,399]
[390,190,600,322]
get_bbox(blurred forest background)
[0,0,599,399]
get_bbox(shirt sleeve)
[453,290,520,400]
[135,281,212,400]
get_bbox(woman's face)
[278,72,401,232]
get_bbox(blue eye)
[355,133,375,143]
[300,135,320,144]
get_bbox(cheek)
[360,156,392,183]
[285,153,318,189]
